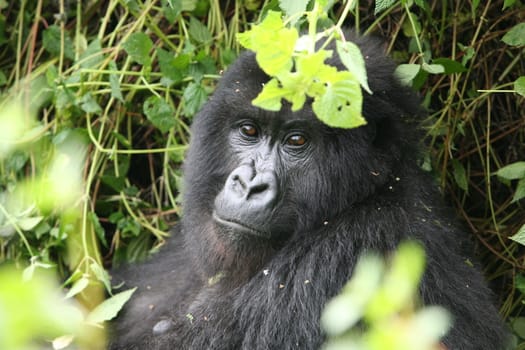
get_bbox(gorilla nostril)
[247,183,269,199]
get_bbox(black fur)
[110,34,508,349]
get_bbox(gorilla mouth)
[212,211,270,238]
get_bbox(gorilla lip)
[212,211,270,238]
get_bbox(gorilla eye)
[239,123,259,138]
[285,133,307,147]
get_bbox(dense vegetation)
[0,0,523,349]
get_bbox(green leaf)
[365,242,426,322]
[86,288,137,324]
[394,64,420,86]
[90,262,111,293]
[42,25,75,60]
[336,41,372,94]
[143,96,176,133]
[312,71,366,129]
[502,23,525,46]
[321,254,384,336]
[256,50,333,112]
[237,10,297,76]
[422,63,445,74]
[496,161,525,180]
[516,274,525,294]
[512,178,525,203]
[0,70,6,86]
[161,0,182,22]
[122,32,153,66]
[181,0,197,11]
[502,0,517,9]
[182,82,208,117]
[157,48,189,83]
[189,16,212,44]
[89,212,108,249]
[513,317,525,339]
[65,277,89,299]
[79,93,102,114]
[253,78,287,111]
[514,76,525,97]
[100,175,126,192]
[79,39,103,68]
[17,216,44,231]
[432,58,467,74]
[109,61,124,102]
[278,0,309,19]
[401,12,421,37]
[374,0,398,14]
[451,159,469,192]
[510,224,525,246]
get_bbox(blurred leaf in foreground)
[322,241,451,350]
[0,266,84,350]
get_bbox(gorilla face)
[182,46,411,278]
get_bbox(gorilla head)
[182,35,420,282]
[110,33,507,350]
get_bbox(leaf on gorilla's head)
[312,71,366,128]
[252,79,287,111]
[236,11,297,76]
[336,41,372,94]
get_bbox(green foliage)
[143,96,177,133]
[496,162,525,203]
[515,76,525,97]
[86,288,137,324]
[322,242,451,350]
[237,3,369,129]
[510,224,525,246]
[0,266,102,350]
[123,32,154,67]
[374,0,397,14]
[237,11,298,76]
[502,23,525,46]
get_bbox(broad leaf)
[237,11,297,76]
[182,82,208,117]
[189,16,212,44]
[86,288,137,324]
[109,61,124,102]
[79,93,102,114]
[422,63,445,74]
[451,159,468,192]
[374,0,398,14]
[512,178,525,203]
[394,64,420,86]
[312,71,366,129]
[42,25,75,60]
[122,32,153,66]
[253,78,287,111]
[502,23,525,46]
[143,96,176,132]
[278,0,309,19]
[496,161,525,180]
[336,41,372,94]
[514,76,525,97]
[432,58,467,74]
[79,39,103,69]
[510,224,525,246]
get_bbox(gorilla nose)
[227,164,277,207]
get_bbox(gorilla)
[110,33,508,349]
